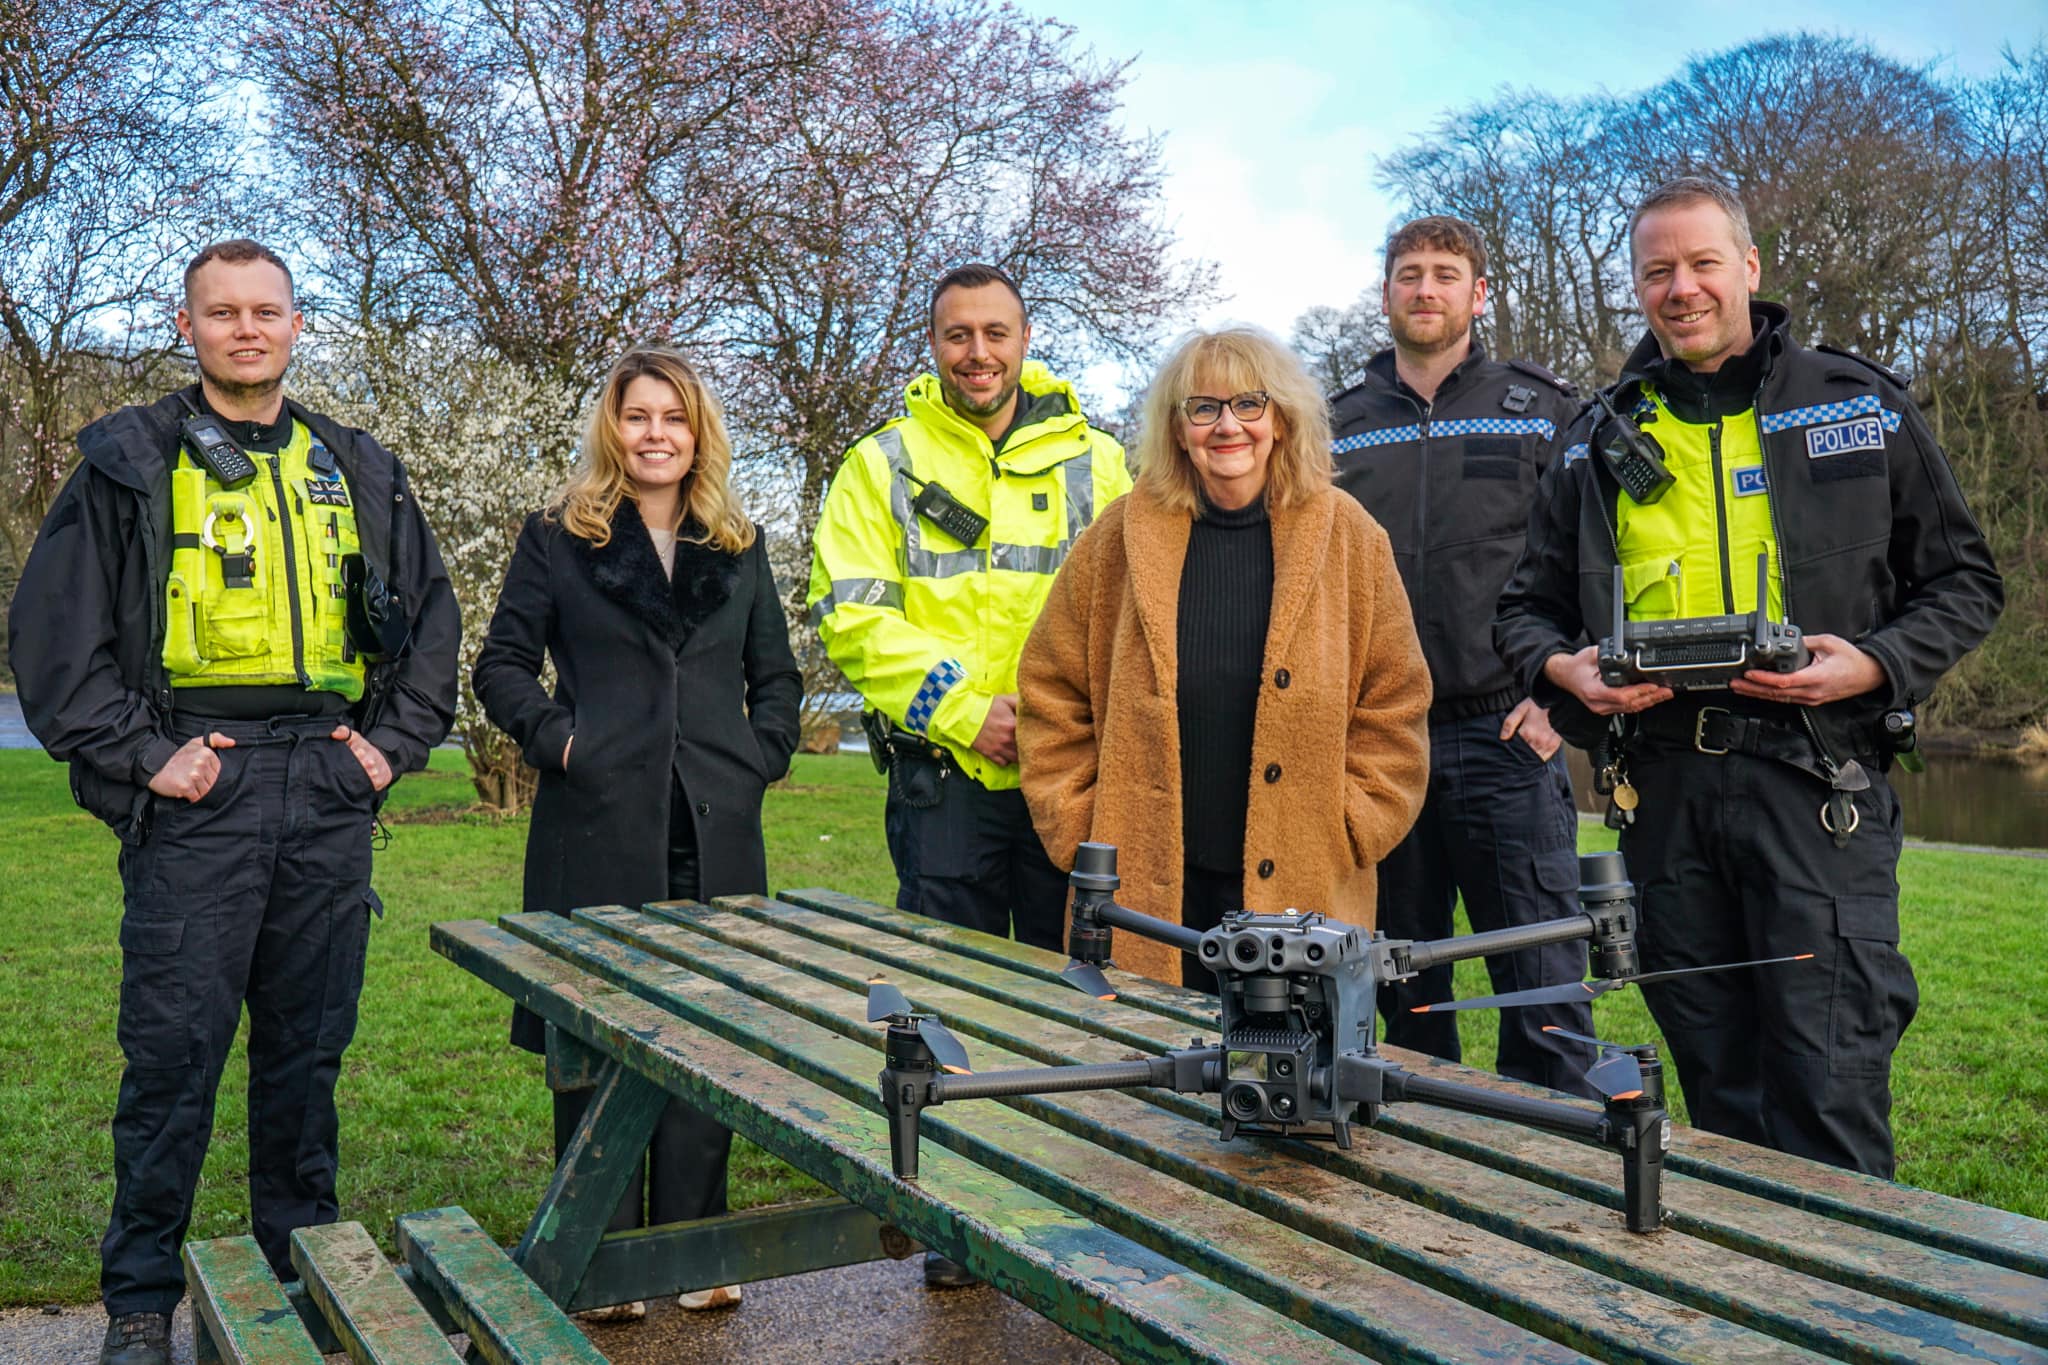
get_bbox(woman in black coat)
[474,346,802,1316]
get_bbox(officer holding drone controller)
[1494,177,2002,1177]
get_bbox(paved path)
[0,1256,1105,1364]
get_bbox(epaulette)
[1504,358,1578,397]
[852,412,910,447]
[1814,344,1907,389]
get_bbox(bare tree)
[0,0,234,670]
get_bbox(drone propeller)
[1060,959,1117,1001]
[1541,1025,1646,1101]
[1410,952,1814,1015]
[865,980,973,1074]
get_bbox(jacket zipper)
[1709,420,1734,613]
[267,455,311,686]
[1413,396,1431,621]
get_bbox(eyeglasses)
[1180,391,1270,425]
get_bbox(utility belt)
[862,709,957,810]
[1428,686,1523,725]
[1599,701,1880,847]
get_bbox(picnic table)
[431,888,2048,1364]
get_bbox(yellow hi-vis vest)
[163,421,367,700]
[807,362,1131,789]
[1613,392,1784,623]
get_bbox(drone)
[874,842,1811,1234]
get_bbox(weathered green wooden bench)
[181,1205,606,1364]
[431,888,2048,1364]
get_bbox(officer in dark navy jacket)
[1496,179,2001,1175]
[1330,216,1598,1095]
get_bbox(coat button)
[1257,859,1275,879]
[695,801,711,816]
[1274,668,1291,689]
[1263,763,1282,783]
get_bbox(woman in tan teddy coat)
[1018,325,1431,988]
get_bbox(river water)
[1561,745,2048,851]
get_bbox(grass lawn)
[1,747,2042,1306]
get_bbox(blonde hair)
[549,347,756,553]
[1134,325,1332,515]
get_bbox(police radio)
[1599,552,1810,689]
[179,412,258,488]
[1593,392,1674,505]
[908,477,990,547]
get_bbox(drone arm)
[935,1046,1222,1104]
[1097,900,1206,954]
[1399,916,1593,974]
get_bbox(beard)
[198,358,286,407]
[1390,307,1473,357]
[940,371,1020,421]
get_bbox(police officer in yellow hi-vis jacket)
[9,240,459,1365]
[811,266,1130,951]
[1496,181,2000,1179]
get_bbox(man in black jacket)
[9,240,459,1365]
[1330,216,1598,1096]
[1495,179,2001,1176]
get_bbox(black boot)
[100,1312,171,1365]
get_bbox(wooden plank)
[433,918,1373,1365]
[569,1198,891,1312]
[181,1235,323,1365]
[773,886,1215,1026]
[543,1022,606,1092]
[774,886,2048,1278]
[289,1221,463,1365]
[567,906,2047,1365]
[396,1206,607,1365]
[512,1056,668,1307]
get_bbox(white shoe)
[575,1301,646,1324]
[677,1285,743,1311]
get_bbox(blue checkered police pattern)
[1331,417,1554,455]
[904,658,966,734]
[1759,393,1903,435]
[1564,443,1589,464]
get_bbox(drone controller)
[1598,552,1810,690]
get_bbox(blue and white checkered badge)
[1805,416,1884,460]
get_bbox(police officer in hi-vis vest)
[1495,179,2001,1178]
[9,240,459,1365]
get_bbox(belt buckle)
[1693,706,1732,755]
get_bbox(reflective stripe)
[810,576,905,625]
[1065,444,1095,536]
[1332,416,1554,455]
[905,547,981,578]
[990,542,1066,574]
[1759,394,1903,435]
[904,658,966,734]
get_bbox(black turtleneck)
[197,387,295,453]
[1637,307,1779,423]
[1176,491,1273,873]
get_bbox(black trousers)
[552,778,731,1232]
[883,759,1066,951]
[103,714,378,1314]
[1622,742,1916,1177]
[1374,713,1598,1097]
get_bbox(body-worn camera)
[1593,392,1675,505]
[1599,553,1809,689]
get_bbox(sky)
[1015,0,2046,366]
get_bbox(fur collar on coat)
[573,497,740,650]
